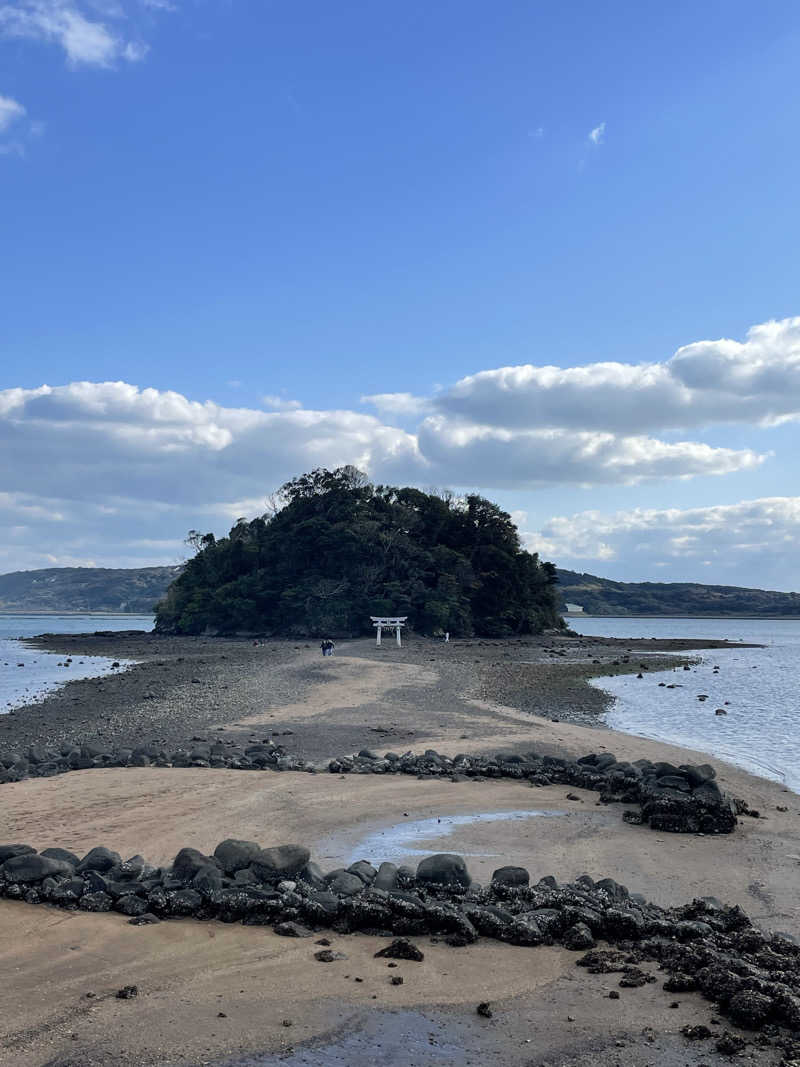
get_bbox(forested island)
[557,568,800,617]
[155,467,562,637]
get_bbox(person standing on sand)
[320,639,327,657]
[327,639,335,656]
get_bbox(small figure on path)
[320,639,335,657]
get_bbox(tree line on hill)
[154,467,563,637]
[557,568,800,616]
[0,566,182,614]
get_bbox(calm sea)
[0,614,153,713]
[574,616,800,793]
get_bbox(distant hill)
[556,568,800,617]
[0,566,182,614]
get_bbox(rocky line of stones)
[2,840,800,1047]
[0,737,753,834]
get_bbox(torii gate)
[371,616,407,647]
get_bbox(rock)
[172,847,215,882]
[476,1002,493,1018]
[374,939,424,962]
[327,871,366,896]
[0,844,36,863]
[116,985,139,999]
[416,854,471,891]
[348,860,377,884]
[273,921,313,937]
[38,849,80,866]
[727,990,773,1028]
[716,1032,747,1055]
[390,975,403,985]
[213,839,262,874]
[374,862,399,891]
[491,865,529,888]
[681,1024,712,1040]
[314,949,347,962]
[251,844,310,883]
[129,912,161,925]
[562,922,596,950]
[2,853,73,883]
[76,847,122,874]
[79,891,113,912]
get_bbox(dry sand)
[1,642,798,1065]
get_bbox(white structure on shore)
[371,616,407,647]
[565,602,585,613]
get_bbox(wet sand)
[0,635,795,1066]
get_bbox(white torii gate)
[371,616,407,647]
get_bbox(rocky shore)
[2,835,800,1053]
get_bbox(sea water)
[575,616,800,793]
[0,614,153,713]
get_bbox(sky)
[2,0,800,590]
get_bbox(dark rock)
[682,1024,712,1040]
[314,949,347,962]
[0,844,36,863]
[116,985,139,999]
[491,865,529,888]
[172,847,215,882]
[374,862,399,891]
[76,847,122,874]
[251,844,311,883]
[2,853,73,883]
[563,922,596,950]
[476,1002,493,1018]
[728,990,774,1029]
[327,871,365,896]
[213,839,262,874]
[374,938,424,962]
[716,1032,747,1055]
[40,847,81,866]
[416,853,471,891]
[274,921,313,937]
[129,912,161,925]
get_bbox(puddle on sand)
[225,1008,484,1066]
[320,809,566,866]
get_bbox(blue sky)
[2,1,800,589]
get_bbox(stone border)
[1,839,798,1043]
[1,739,752,834]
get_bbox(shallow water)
[0,613,152,713]
[575,616,800,793]
[229,1009,474,1066]
[320,809,566,867]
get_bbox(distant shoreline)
[566,613,800,620]
[0,610,153,617]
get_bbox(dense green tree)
[155,468,563,637]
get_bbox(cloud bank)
[1,314,798,576]
[521,497,800,590]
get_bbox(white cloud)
[263,394,302,412]
[1,375,769,572]
[588,121,606,145]
[362,392,432,416]
[417,417,763,489]
[521,497,800,589]
[0,0,166,66]
[0,93,25,131]
[437,316,800,434]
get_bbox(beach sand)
[0,637,797,1065]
